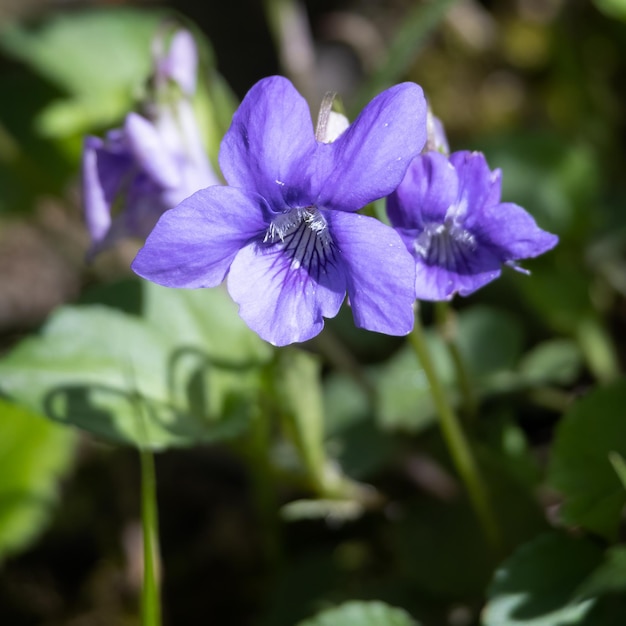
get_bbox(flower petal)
[227,235,346,346]
[219,76,318,209]
[387,151,459,229]
[156,101,221,207]
[476,202,559,261]
[449,151,500,218]
[82,136,112,244]
[329,211,416,335]
[124,112,181,189]
[316,82,428,212]
[132,186,268,288]
[414,251,502,301]
[156,29,198,95]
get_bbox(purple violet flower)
[132,76,428,346]
[82,29,219,257]
[387,150,558,301]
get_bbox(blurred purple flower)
[132,76,427,346]
[82,30,219,257]
[387,150,558,301]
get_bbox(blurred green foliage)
[1,1,626,625]
[0,398,75,562]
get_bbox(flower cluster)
[82,29,557,345]
[82,29,219,257]
[132,76,428,345]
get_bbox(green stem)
[435,302,478,419]
[140,448,161,626]
[408,309,500,548]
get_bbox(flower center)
[263,207,337,277]
[415,218,476,270]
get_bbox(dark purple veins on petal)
[415,218,477,274]
[262,207,339,282]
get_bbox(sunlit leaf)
[297,600,419,626]
[0,8,165,135]
[594,0,626,21]
[0,282,270,450]
[0,398,76,562]
[483,533,602,626]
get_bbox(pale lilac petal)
[227,237,346,346]
[475,202,559,260]
[219,76,317,208]
[329,211,415,335]
[164,100,221,188]
[160,30,197,95]
[82,136,112,243]
[316,82,427,212]
[132,186,268,288]
[124,113,181,189]
[387,152,458,229]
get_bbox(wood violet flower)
[387,150,558,301]
[82,30,219,257]
[132,76,428,346]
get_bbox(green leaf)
[375,305,524,433]
[456,306,524,378]
[594,0,626,21]
[483,533,603,626]
[281,499,365,524]
[477,412,542,490]
[0,283,271,450]
[0,398,76,561]
[374,337,451,433]
[548,379,626,540]
[297,600,419,626]
[608,452,626,491]
[479,133,600,241]
[519,339,583,386]
[275,349,328,491]
[576,546,626,599]
[142,282,271,365]
[323,373,395,480]
[0,8,166,135]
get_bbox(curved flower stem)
[262,0,317,104]
[434,302,478,420]
[408,309,500,548]
[140,448,161,626]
